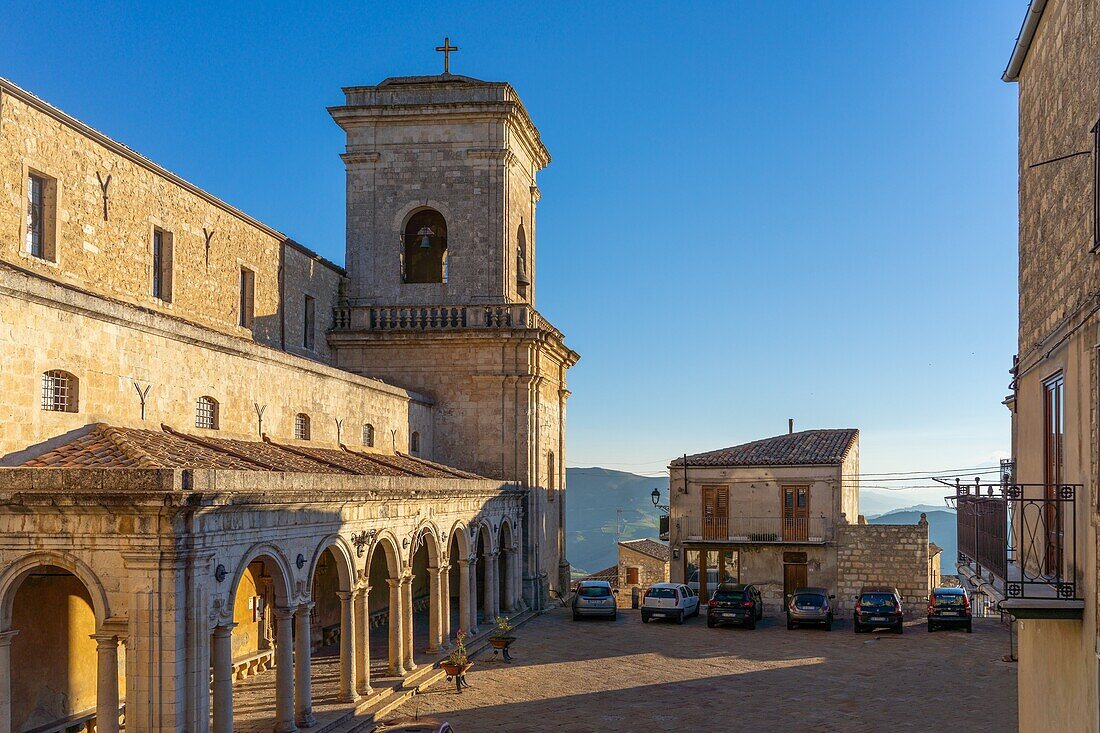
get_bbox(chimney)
[788,418,794,434]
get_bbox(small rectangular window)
[239,267,255,328]
[25,172,56,261]
[303,295,315,350]
[152,228,173,302]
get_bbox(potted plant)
[441,630,472,683]
[489,616,516,662]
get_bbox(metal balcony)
[679,516,829,544]
[952,477,1083,619]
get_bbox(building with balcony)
[966,2,1099,728]
[668,428,935,610]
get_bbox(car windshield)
[578,586,611,598]
[794,594,825,607]
[648,588,676,599]
[934,593,965,606]
[861,593,897,608]
[714,590,746,601]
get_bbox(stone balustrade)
[331,303,562,338]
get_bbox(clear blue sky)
[3,2,1026,505]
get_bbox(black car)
[927,587,972,632]
[706,583,763,629]
[853,586,904,634]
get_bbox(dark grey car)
[786,587,835,630]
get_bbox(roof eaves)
[1003,0,1048,83]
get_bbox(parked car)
[927,587,972,633]
[572,579,617,621]
[706,583,763,629]
[786,586,835,631]
[686,567,719,594]
[853,586,904,634]
[641,582,699,624]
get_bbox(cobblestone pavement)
[391,607,1018,733]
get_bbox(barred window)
[41,370,78,412]
[362,423,375,447]
[294,413,311,440]
[410,431,420,453]
[195,396,219,430]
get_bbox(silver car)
[786,586,835,630]
[572,580,618,620]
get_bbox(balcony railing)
[952,478,1082,613]
[679,516,829,544]
[330,303,564,339]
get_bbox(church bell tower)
[328,64,578,607]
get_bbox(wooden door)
[702,485,729,540]
[783,563,807,599]
[782,486,809,541]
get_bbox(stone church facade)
[0,68,575,733]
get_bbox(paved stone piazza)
[394,607,1018,732]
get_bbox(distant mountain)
[866,504,951,521]
[868,508,956,574]
[565,467,666,577]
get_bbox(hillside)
[565,467,666,577]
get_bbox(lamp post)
[651,487,668,513]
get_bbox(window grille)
[41,371,76,412]
[196,396,218,429]
[294,413,311,440]
[363,423,375,447]
[26,174,44,258]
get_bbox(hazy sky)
[2,2,1027,504]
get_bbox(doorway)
[782,486,809,542]
[783,560,807,599]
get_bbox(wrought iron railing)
[679,516,829,544]
[953,478,1080,601]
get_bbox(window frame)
[41,370,78,413]
[294,413,311,441]
[195,396,219,430]
[239,267,255,329]
[151,227,174,302]
[23,168,58,263]
[362,423,375,448]
[410,431,420,453]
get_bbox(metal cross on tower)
[435,36,459,74]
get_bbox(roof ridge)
[261,436,356,474]
[160,425,276,471]
[100,424,161,467]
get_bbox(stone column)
[484,552,498,621]
[0,630,17,733]
[386,578,406,676]
[503,549,517,613]
[335,592,359,703]
[401,575,417,672]
[457,559,471,636]
[439,565,452,648]
[91,632,121,733]
[426,566,442,653]
[467,558,480,634]
[273,608,299,733]
[211,624,235,733]
[355,587,373,696]
[294,603,317,727]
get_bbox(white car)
[640,582,700,624]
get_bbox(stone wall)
[617,545,668,599]
[836,520,929,612]
[0,264,430,461]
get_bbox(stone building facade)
[668,429,931,613]
[616,539,670,600]
[0,66,575,733]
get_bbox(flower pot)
[489,636,516,649]
[441,661,471,676]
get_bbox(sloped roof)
[670,429,858,467]
[619,538,670,563]
[21,423,484,479]
[580,566,619,586]
[929,543,944,556]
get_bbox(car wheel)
[676,611,684,625]
[895,621,904,635]
[927,622,934,633]
[707,618,715,628]
[966,622,972,634]
[825,617,832,632]
[572,611,579,622]
[853,620,861,634]
[747,619,756,630]
[641,614,649,624]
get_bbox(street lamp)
[651,487,661,508]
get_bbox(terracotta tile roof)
[929,543,944,556]
[21,423,486,479]
[579,566,619,586]
[671,429,859,467]
[618,538,670,563]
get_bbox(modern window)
[25,172,56,261]
[41,370,78,413]
[362,423,375,447]
[195,396,219,430]
[410,431,420,453]
[294,413,311,441]
[303,295,315,350]
[517,222,530,299]
[239,267,255,329]
[152,228,173,302]
[402,209,448,283]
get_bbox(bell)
[417,226,434,249]
[517,266,531,287]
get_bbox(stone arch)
[307,534,357,594]
[473,518,497,555]
[401,207,448,284]
[0,550,110,630]
[411,521,442,567]
[498,518,515,552]
[366,532,403,579]
[226,542,295,614]
[446,521,471,564]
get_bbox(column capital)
[272,606,296,621]
[427,565,444,575]
[211,623,238,638]
[0,629,19,647]
[90,632,120,649]
[354,584,371,596]
[386,577,402,589]
[297,601,317,612]
[336,591,356,602]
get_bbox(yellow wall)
[1017,619,1092,731]
[10,569,122,731]
[231,564,263,662]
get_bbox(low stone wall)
[836,520,930,613]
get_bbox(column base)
[338,691,361,704]
[296,712,318,728]
[425,643,439,653]
[274,722,300,733]
[358,684,375,697]
[406,661,419,672]
[390,665,407,677]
